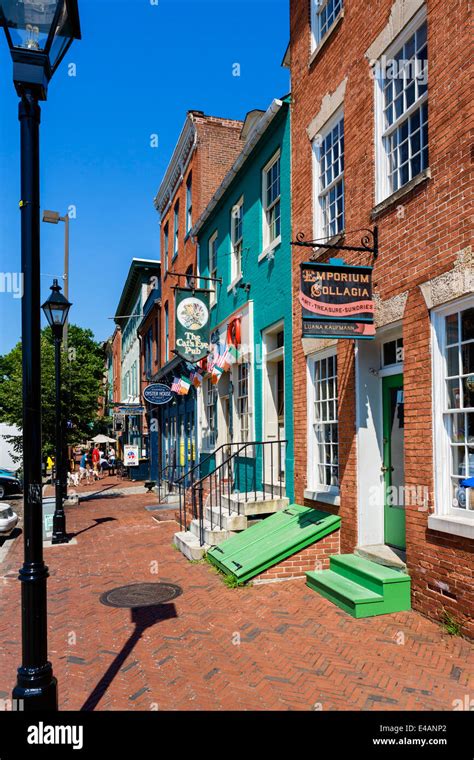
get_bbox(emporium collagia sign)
[175,288,211,361]
[299,261,375,339]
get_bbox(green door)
[382,374,406,550]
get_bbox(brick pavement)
[0,485,472,711]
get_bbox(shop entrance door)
[382,374,406,550]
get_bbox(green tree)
[0,324,108,460]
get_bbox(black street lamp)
[0,0,81,713]
[42,279,72,545]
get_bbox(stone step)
[189,518,232,546]
[204,506,248,531]
[355,543,407,571]
[220,492,289,516]
[173,530,209,561]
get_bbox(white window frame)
[431,296,474,538]
[312,108,344,240]
[163,222,169,274]
[311,0,344,53]
[374,7,428,204]
[204,379,217,449]
[236,361,250,443]
[186,173,192,234]
[173,201,179,260]
[306,348,340,503]
[164,303,169,362]
[208,230,218,308]
[262,150,281,254]
[230,196,243,286]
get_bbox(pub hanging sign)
[175,287,211,362]
[300,261,375,340]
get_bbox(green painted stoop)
[207,504,340,583]
[306,554,411,618]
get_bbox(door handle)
[381,465,394,473]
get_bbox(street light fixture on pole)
[42,209,70,349]
[42,279,72,545]
[0,0,81,712]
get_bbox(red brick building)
[290,0,473,635]
[151,111,244,480]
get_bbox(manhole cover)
[99,582,182,608]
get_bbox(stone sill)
[371,168,431,220]
[428,513,474,540]
[309,11,344,69]
[304,488,340,507]
[307,232,345,260]
[258,236,281,262]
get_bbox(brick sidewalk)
[0,486,472,711]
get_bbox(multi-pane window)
[206,380,217,446]
[311,0,343,50]
[312,353,339,488]
[443,307,474,510]
[379,19,428,198]
[209,231,218,307]
[382,337,404,367]
[263,152,281,248]
[164,302,169,362]
[163,223,169,273]
[237,362,250,442]
[145,327,153,378]
[231,198,243,282]
[173,200,179,259]
[186,173,192,234]
[315,115,344,238]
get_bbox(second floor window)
[186,173,192,233]
[163,222,169,273]
[209,231,218,307]
[173,200,179,259]
[144,327,153,378]
[263,151,281,249]
[314,114,344,239]
[164,302,169,362]
[231,197,243,283]
[376,16,428,201]
[311,0,343,50]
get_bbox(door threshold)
[355,543,407,571]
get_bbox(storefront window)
[311,352,339,489]
[237,362,250,442]
[433,300,474,516]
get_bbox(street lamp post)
[43,210,70,502]
[0,0,81,712]
[42,279,72,545]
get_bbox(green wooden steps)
[207,504,340,583]
[306,554,411,618]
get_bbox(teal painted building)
[193,97,294,500]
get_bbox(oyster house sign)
[300,261,375,339]
[175,288,211,362]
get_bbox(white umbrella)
[92,434,116,444]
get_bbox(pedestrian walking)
[91,445,101,480]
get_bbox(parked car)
[0,504,18,534]
[0,470,22,500]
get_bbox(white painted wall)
[0,423,21,471]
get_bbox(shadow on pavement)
[69,517,117,539]
[80,603,178,711]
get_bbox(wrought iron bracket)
[291,226,378,260]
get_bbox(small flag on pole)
[171,377,181,393]
[180,375,191,395]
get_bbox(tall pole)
[12,91,58,711]
[52,331,68,544]
[62,214,69,502]
[63,213,69,351]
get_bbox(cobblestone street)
[0,484,472,712]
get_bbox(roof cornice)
[153,116,197,216]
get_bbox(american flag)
[171,377,181,393]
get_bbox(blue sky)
[0,0,289,355]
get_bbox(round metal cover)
[100,582,182,608]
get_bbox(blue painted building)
[192,97,294,499]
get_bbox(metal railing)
[192,439,288,546]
